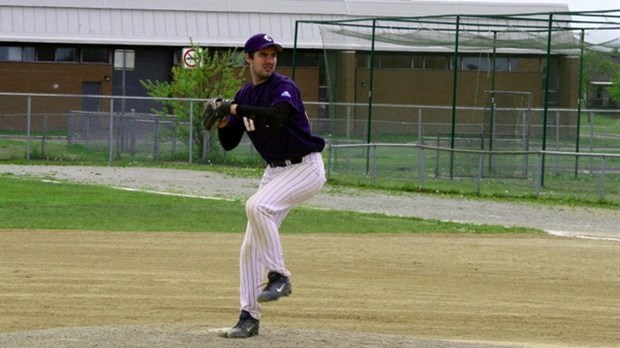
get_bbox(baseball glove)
[203,97,233,131]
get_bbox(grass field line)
[109,185,237,202]
[547,230,620,241]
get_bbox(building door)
[82,82,101,111]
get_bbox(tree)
[141,44,245,161]
[582,50,620,107]
[608,72,620,102]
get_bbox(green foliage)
[582,50,620,98]
[140,43,245,161]
[608,72,620,101]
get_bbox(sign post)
[114,49,135,113]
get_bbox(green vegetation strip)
[0,175,540,234]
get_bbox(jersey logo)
[243,117,256,132]
[280,91,291,98]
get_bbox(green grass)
[0,175,540,234]
[580,113,620,129]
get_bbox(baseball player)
[204,33,326,338]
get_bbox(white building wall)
[0,0,569,48]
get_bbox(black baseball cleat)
[257,271,292,302]
[220,310,259,338]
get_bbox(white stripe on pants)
[240,152,326,319]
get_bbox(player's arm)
[217,115,245,150]
[233,102,292,127]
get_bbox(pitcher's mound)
[0,324,519,348]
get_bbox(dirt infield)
[1,230,618,347]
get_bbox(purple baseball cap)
[244,33,283,53]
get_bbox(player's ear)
[245,53,252,64]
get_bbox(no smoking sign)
[182,48,201,68]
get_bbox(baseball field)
[0,166,618,348]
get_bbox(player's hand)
[203,97,233,131]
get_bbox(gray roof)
[0,0,570,48]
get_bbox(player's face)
[246,47,278,85]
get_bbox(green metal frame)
[292,9,620,180]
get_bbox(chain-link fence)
[307,102,620,153]
[326,143,619,202]
[0,93,265,166]
[1,93,618,203]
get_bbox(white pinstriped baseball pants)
[240,152,325,320]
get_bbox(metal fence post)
[555,110,560,150]
[26,96,31,161]
[588,111,594,173]
[477,152,484,195]
[327,140,333,180]
[599,155,606,201]
[418,108,424,144]
[153,116,160,160]
[86,114,91,148]
[129,115,136,156]
[108,99,114,164]
[418,145,425,188]
[41,114,47,157]
[189,100,193,164]
[434,135,440,177]
[522,110,528,178]
[346,104,351,142]
[534,152,542,198]
[371,144,377,184]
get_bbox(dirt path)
[1,231,618,348]
[1,164,619,347]
[1,164,618,240]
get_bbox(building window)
[461,55,511,72]
[423,56,449,70]
[23,47,36,61]
[55,48,77,62]
[495,57,509,71]
[37,47,79,62]
[276,51,321,67]
[375,54,412,69]
[82,48,109,63]
[357,53,450,70]
[412,56,424,69]
[461,56,489,71]
[0,46,23,61]
[37,47,56,61]
[2,45,111,63]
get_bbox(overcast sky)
[543,0,619,43]
[561,0,619,12]
[444,0,619,43]
[444,0,619,11]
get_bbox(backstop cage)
[292,9,619,183]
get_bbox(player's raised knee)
[245,196,268,218]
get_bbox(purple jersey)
[218,72,325,162]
